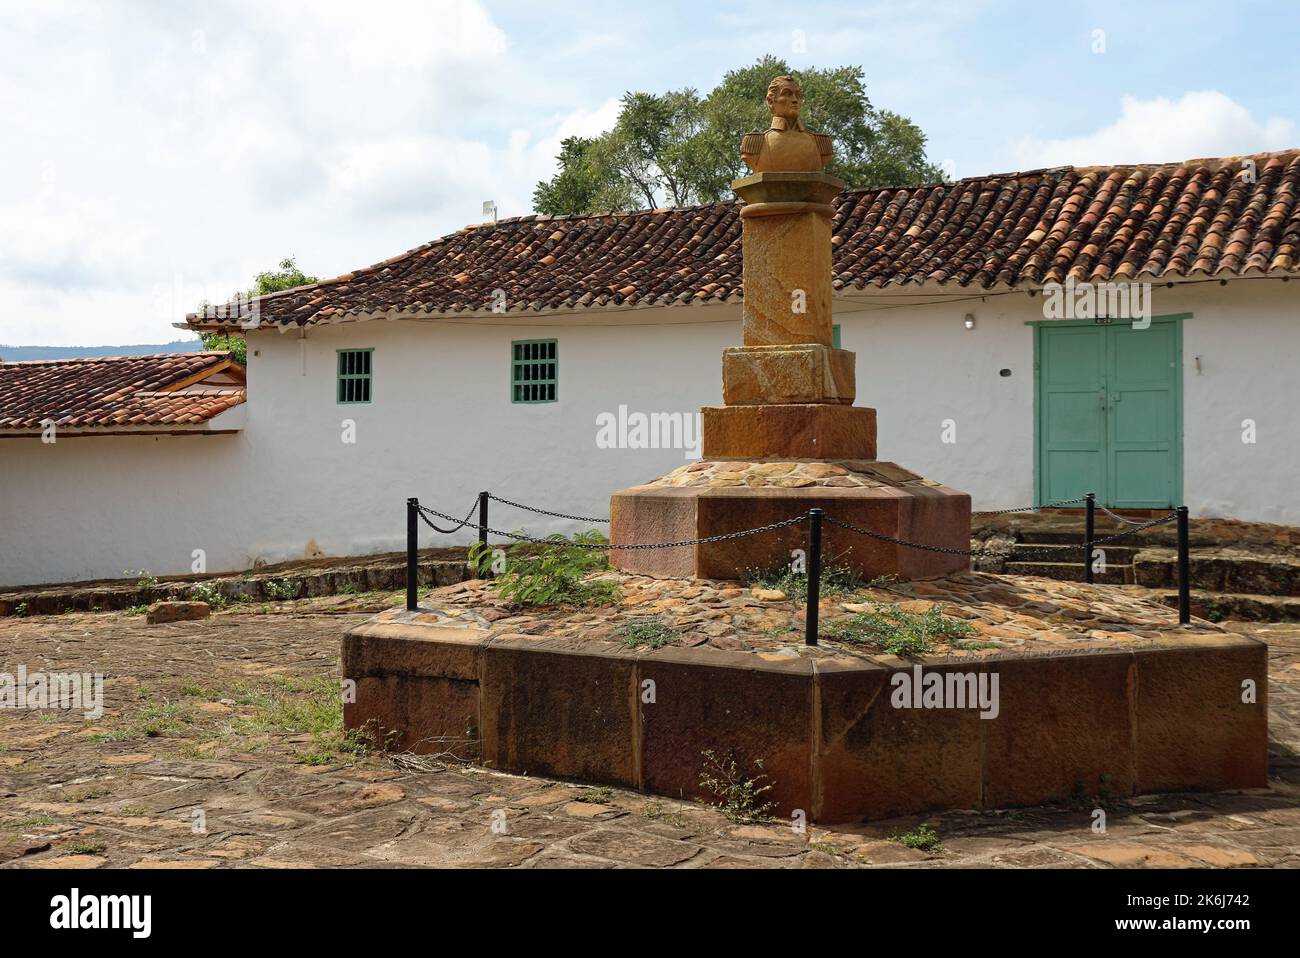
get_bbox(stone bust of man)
[740,75,834,174]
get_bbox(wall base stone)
[342,614,1269,824]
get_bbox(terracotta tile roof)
[0,352,245,433]
[185,150,1300,330]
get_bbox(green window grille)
[511,339,557,403]
[832,324,842,349]
[337,349,373,404]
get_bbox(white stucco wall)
[2,279,1295,586]
[0,430,251,587]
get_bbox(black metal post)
[805,508,824,647]
[406,497,418,612]
[1177,505,1191,625]
[478,491,489,550]
[1084,492,1096,584]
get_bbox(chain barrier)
[487,493,610,525]
[409,494,1192,627]
[417,502,805,551]
[416,499,479,535]
[417,496,1178,559]
[1096,502,1151,526]
[824,509,1178,558]
[971,495,1090,517]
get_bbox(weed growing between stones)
[822,602,975,656]
[224,674,363,765]
[190,582,227,609]
[64,839,108,855]
[1064,773,1123,811]
[640,800,690,828]
[126,604,148,616]
[619,620,677,649]
[744,554,863,602]
[264,580,296,601]
[574,786,615,804]
[698,748,775,825]
[889,823,943,851]
[469,531,619,609]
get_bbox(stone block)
[343,621,487,681]
[1133,637,1268,792]
[146,601,210,624]
[816,658,984,821]
[701,403,876,460]
[609,485,697,578]
[637,648,814,815]
[346,674,480,757]
[740,209,833,347]
[609,481,971,581]
[722,344,855,405]
[981,650,1136,808]
[480,640,638,788]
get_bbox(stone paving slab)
[0,608,1296,869]
[386,569,1224,659]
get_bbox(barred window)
[337,349,373,404]
[511,339,557,403]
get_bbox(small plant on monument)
[126,604,149,616]
[620,620,678,649]
[14,602,28,617]
[469,530,618,609]
[744,551,862,602]
[698,748,775,825]
[823,602,975,656]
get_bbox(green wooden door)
[1036,320,1182,508]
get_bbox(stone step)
[1157,590,1300,623]
[1002,561,1134,585]
[1135,552,1300,596]
[1010,542,1138,562]
[1007,528,1156,546]
[0,557,473,617]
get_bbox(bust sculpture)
[740,75,834,174]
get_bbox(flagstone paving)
[396,570,1225,658]
[0,605,1296,869]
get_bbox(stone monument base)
[609,459,971,580]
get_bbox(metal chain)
[416,503,806,550]
[1096,503,1150,526]
[822,515,983,556]
[826,509,1179,559]
[416,499,479,535]
[980,512,1181,560]
[971,495,1089,517]
[487,493,610,524]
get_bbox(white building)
[2,151,1298,586]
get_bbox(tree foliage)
[534,55,943,215]
[199,257,318,364]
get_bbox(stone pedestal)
[722,344,855,405]
[609,171,971,582]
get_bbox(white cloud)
[1012,91,1298,168]
[0,0,608,346]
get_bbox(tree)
[533,55,944,215]
[199,257,318,364]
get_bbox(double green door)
[1036,319,1183,509]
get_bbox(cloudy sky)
[1,0,1295,347]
